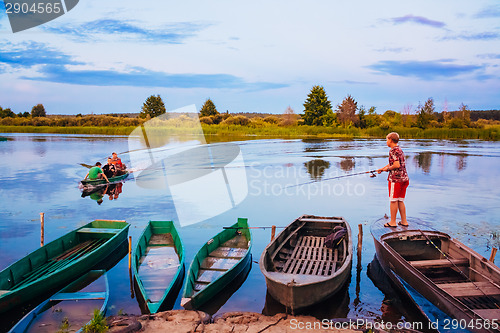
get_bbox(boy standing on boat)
[377,132,409,227]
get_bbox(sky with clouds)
[0,0,499,115]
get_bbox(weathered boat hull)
[81,171,129,186]
[371,217,500,333]
[8,270,108,333]
[0,220,129,313]
[181,218,252,309]
[260,215,353,311]
[132,221,185,314]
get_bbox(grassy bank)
[1,124,499,140]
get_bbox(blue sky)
[0,0,499,115]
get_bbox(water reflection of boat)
[0,220,129,314]
[262,273,350,318]
[260,215,352,312]
[367,255,434,327]
[371,217,500,333]
[132,221,185,314]
[8,270,108,333]
[181,218,252,309]
[81,182,125,204]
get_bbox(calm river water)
[0,133,499,330]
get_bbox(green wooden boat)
[81,171,129,186]
[8,270,108,333]
[181,218,252,309]
[132,221,185,314]
[0,220,129,314]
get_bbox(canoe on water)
[260,215,353,311]
[8,270,108,333]
[0,220,129,314]
[81,171,129,186]
[181,218,252,309]
[132,221,185,314]
[371,217,500,333]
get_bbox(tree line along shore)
[1,89,500,140]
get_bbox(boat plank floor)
[197,269,225,284]
[437,281,500,297]
[221,235,249,248]
[281,235,343,276]
[149,234,174,246]
[201,257,240,270]
[209,247,247,259]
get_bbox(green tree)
[140,95,166,119]
[31,104,46,117]
[302,86,333,126]
[358,106,367,129]
[199,98,219,117]
[337,95,358,127]
[416,98,435,129]
[0,107,15,118]
[458,103,471,127]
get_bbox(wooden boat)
[0,220,129,314]
[181,218,252,309]
[81,171,129,186]
[259,215,352,311]
[371,217,500,333]
[8,270,108,333]
[132,221,185,313]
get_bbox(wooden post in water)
[40,213,45,247]
[357,224,363,258]
[490,248,498,263]
[128,236,132,270]
[271,225,276,242]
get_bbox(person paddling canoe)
[84,162,109,182]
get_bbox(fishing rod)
[223,226,286,230]
[284,169,379,189]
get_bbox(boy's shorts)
[388,181,409,202]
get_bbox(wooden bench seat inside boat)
[473,309,500,320]
[437,281,500,297]
[77,228,122,234]
[409,258,469,269]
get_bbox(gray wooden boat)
[260,215,352,311]
[371,217,500,333]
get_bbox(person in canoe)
[111,152,126,175]
[102,157,117,178]
[84,162,109,182]
[377,132,409,228]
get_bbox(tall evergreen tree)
[302,86,333,126]
[31,104,46,117]
[199,98,219,117]
[140,95,166,119]
[416,97,435,129]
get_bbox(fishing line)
[417,229,500,310]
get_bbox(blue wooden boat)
[9,270,108,333]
